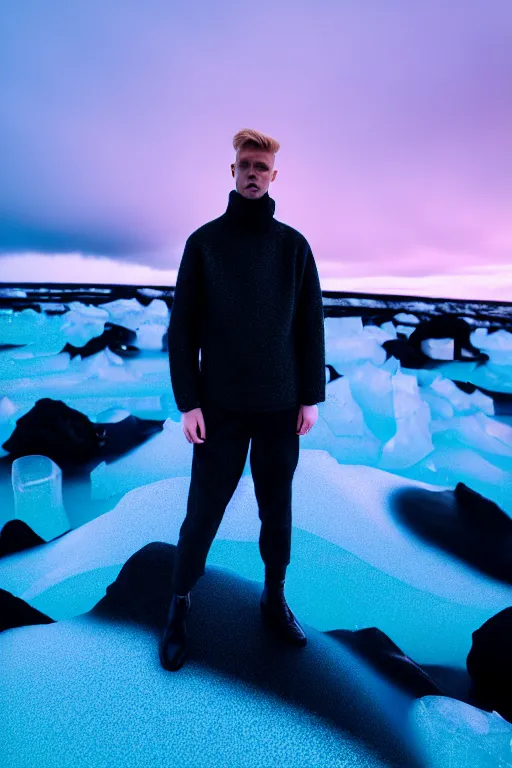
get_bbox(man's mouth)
[247,184,258,189]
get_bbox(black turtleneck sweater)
[167,188,326,413]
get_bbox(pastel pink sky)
[1,0,511,301]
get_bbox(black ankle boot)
[159,592,191,671]
[262,578,286,604]
[260,579,307,647]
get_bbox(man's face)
[231,149,278,199]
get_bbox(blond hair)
[232,128,280,161]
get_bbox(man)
[160,128,326,671]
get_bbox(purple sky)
[1,0,511,300]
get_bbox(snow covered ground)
[0,288,511,767]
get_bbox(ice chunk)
[348,362,396,441]
[325,316,364,337]
[430,377,494,415]
[59,304,109,347]
[79,349,139,382]
[11,455,70,541]
[380,321,396,335]
[484,416,512,446]
[0,307,43,345]
[371,370,435,469]
[362,323,396,343]
[323,376,365,436]
[411,697,512,768]
[328,335,387,370]
[432,412,512,461]
[471,328,512,365]
[66,297,169,337]
[0,395,18,458]
[421,338,455,360]
[348,365,428,446]
[420,390,455,419]
[392,369,425,418]
[0,351,71,381]
[380,400,433,469]
[422,447,512,514]
[135,323,168,350]
[394,312,419,324]
[95,407,132,423]
[395,324,414,337]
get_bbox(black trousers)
[171,400,301,595]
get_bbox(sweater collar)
[225,188,276,230]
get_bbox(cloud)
[0,216,167,256]
[0,0,511,303]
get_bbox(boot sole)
[159,614,189,672]
[159,634,189,671]
[159,643,188,671]
[260,600,308,647]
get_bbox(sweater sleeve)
[295,244,326,406]
[167,236,203,413]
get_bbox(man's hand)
[182,404,318,442]
[296,404,318,435]
[182,407,206,444]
